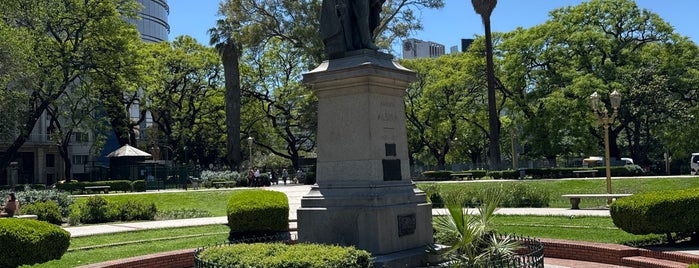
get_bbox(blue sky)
[168,0,698,54]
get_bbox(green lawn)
[492,215,664,245]
[25,225,231,268]
[420,177,699,208]
[73,189,240,216]
[26,215,667,267]
[37,177,695,266]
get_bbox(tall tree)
[401,53,488,167]
[471,0,502,170]
[498,0,692,168]
[209,18,243,169]
[0,0,142,174]
[143,36,226,167]
[241,38,317,170]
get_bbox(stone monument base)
[297,181,433,267]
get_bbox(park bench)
[561,194,632,209]
[451,172,474,180]
[212,181,237,189]
[84,185,110,194]
[15,215,38,219]
[572,170,598,178]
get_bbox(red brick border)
[541,238,699,267]
[78,239,699,268]
[76,248,195,268]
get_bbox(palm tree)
[429,188,520,267]
[209,19,242,169]
[471,0,501,170]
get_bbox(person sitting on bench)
[0,192,20,217]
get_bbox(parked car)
[582,156,634,168]
[691,153,699,175]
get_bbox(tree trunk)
[222,42,242,170]
[483,16,502,171]
[0,100,50,174]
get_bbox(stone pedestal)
[298,51,433,267]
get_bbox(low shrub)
[422,183,550,208]
[70,196,158,224]
[610,188,699,238]
[116,199,157,221]
[487,170,519,180]
[21,200,63,225]
[131,180,146,192]
[422,171,453,181]
[55,180,135,193]
[420,184,444,208]
[77,196,120,224]
[197,243,371,268]
[0,218,70,267]
[227,189,289,240]
[0,187,74,217]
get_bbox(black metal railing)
[435,235,544,268]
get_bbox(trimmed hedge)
[21,200,63,225]
[0,218,70,267]
[227,189,289,240]
[422,170,487,181]
[197,243,371,268]
[525,165,644,179]
[417,183,550,208]
[610,188,699,236]
[56,180,134,193]
[487,170,520,180]
[71,196,157,224]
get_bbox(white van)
[582,156,634,167]
[691,153,699,175]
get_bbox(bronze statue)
[320,0,385,59]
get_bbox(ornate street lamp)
[247,137,254,168]
[590,90,621,203]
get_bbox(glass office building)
[128,0,170,42]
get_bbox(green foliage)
[0,218,70,267]
[422,171,453,180]
[1,187,74,217]
[610,188,699,236]
[55,180,134,193]
[226,189,289,239]
[418,183,550,208]
[131,180,146,192]
[72,196,157,224]
[20,200,63,225]
[419,184,444,208]
[77,196,120,224]
[487,170,520,180]
[116,200,158,221]
[197,243,371,268]
[523,166,643,179]
[430,188,521,266]
[141,36,226,169]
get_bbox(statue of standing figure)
[320,0,385,59]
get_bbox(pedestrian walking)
[282,169,288,185]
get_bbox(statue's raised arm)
[320,0,385,59]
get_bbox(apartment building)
[401,38,446,59]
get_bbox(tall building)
[127,0,170,43]
[1,0,169,185]
[461,39,474,52]
[402,38,445,59]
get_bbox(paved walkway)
[62,183,697,268]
